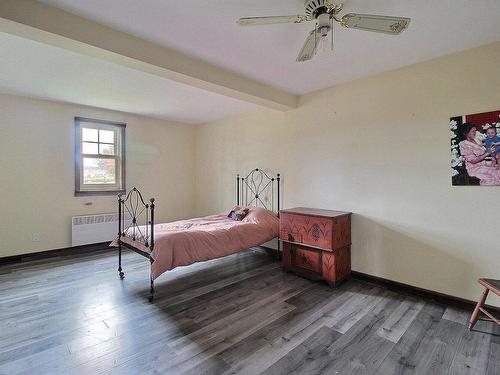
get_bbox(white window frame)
[75,117,126,196]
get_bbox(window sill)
[75,190,125,197]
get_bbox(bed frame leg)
[149,279,155,303]
[275,239,281,262]
[118,244,124,279]
[148,257,155,303]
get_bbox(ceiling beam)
[0,0,298,111]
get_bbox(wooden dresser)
[280,207,351,286]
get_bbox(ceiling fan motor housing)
[304,0,339,19]
[305,0,327,19]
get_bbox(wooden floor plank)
[218,283,365,375]
[158,302,297,374]
[1,266,291,374]
[326,286,386,334]
[450,318,492,375]
[374,301,446,375]
[0,260,277,355]
[261,326,342,375]
[79,272,306,374]
[410,317,468,374]
[486,323,500,375]
[442,306,470,326]
[376,296,424,343]
[217,280,362,368]
[0,248,496,375]
[300,291,403,375]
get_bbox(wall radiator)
[71,213,131,247]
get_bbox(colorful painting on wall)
[451,110,500,186]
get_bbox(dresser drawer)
[282,242,351,287]
[280,230,302,243]
[293,246,320,273]
[280,212,351,250]
[280,212,332,248]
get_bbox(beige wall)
[0,93,196,257]
[1,42,498,306]
[195,42,500,306]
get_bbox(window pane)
[82,128,98,142]
[99,143,115,155]
[82,142,98,154]
[83,158,116,185]
[99,129,115,144]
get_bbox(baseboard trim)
[0,242,111,266]
[351,271,500,314]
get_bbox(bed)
[113,168,281,301]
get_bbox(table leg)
[469,286,489,330]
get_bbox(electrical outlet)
[32,233,40,242]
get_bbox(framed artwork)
[451,110,500,186]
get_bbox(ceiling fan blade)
[296,29,318,62]
[237,15,309,26]
[340,13,410,34]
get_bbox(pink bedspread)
[114,207,279,280]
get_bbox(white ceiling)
[39,0,500,95]
[0,32,259,124]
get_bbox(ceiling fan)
[237,0,410,62]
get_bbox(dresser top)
[280,207,351,218]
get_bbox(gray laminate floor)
[0,248,498,375]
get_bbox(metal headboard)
[237,168,281,215]
[118,187,155,252]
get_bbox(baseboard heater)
[72,213,131,247]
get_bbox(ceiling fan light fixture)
[320,26,329,38]
[317,32,330,55]
[314,13,334,57]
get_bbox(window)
[75,117,126,196]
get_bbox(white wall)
[195,42,500,306]
[0,94,196,257]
